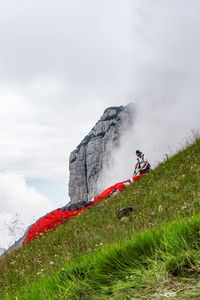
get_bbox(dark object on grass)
[118,206,136,220]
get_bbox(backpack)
[137,154,151,169]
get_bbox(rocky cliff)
[0,248,5,256]
[68,104,134,203]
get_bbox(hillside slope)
[1,137,200,299]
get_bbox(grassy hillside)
[1,137,200,299]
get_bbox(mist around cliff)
[93,0,200,190]
[100,95,199,190]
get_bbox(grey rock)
[0,247,5,255]
[68,104,134,203]
[150,291,177,298]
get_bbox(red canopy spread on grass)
[23,174,145,244]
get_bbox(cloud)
[99,0,200,187]
[0,0,134,99]
[130,0,200,163]
[0,173,54,249]
[0,81,113,181]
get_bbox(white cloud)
[0,173,54,249]
[0,82,111,180]
[98,0,200,187]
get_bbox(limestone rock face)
[68,104,134,203]
[0,248,5,256]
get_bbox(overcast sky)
[0,0,200,248]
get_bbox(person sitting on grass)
[134,150,151,175]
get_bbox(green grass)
[5,214,200,299]
[1,137,200,299]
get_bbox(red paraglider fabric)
[24,174,145,244]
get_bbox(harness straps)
[137,154,144,169]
